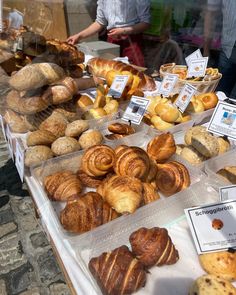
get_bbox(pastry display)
[65,120,89,137]
[76,170,105,188]
[78,130,103,150]
[89,245,147,295]
[24,145,53,167]
[51,136,81,156]
[39,112,68,138]
[27,130,56,146]
[217,166,236,184]
[60,192,119,233]
[142,183,160,204]
[129,227,179,268]
[44,170,83,202]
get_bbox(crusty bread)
[25,145,53,167]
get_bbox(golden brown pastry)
[114,146,150,181]
[105,133,125,140]
[217,137,230,155]
[184,126,207,145]
[156,161,190,196]
[186,97,205,113]
[180,146,206,165]
[52,108,77,122]
[67,64,83,78]
[89,245,147,295]
[76,170,105,188]
[25,145,53,167]
[51,136,80,156]
[129,227,179,268]
[142,183,160,205]
[81,145,115,177]
[150,115,175,131]
[103,100,119,115]
[191,132,219,158]
[27,130,56,146]
[39,112,68,138]
[196,92,218,110]
[4,109,36,133]
[44,170,83,201]
[147,133,176,163]
[87,107,107,119]
[108,123,135,135]
[97,175,143,214]
[114,145,128,155]
[76,94,93,108]
[65,120,89,137]
[217,166,236,184]
[60,192,119,233]
[155,102,180,123]
[78,129,103,149]
[199,251,236,281]
[145,158,158,183]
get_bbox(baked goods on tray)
[217,166,236,184]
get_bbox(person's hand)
[107,27,130,38]
[67,33,81,45]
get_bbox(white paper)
[158,74,178,97]
[0,114,6,141]
[175,83,196,113]
[108,75,129,98]
[219,185,236,201]
[187,57,208,78]
[185,200,236,254]
[5,124,14,160]
[185,49,202,66]
[15,139,25,182]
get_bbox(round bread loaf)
[78,130,103,149]
[39,112,68,138]
[51,137,80,156]
[65,120,89,137]
[155,103,180,123]
[25,145,53,167]
[27,130,56,146]
[184,126,207,145]
[191,132,219,158]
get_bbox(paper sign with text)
[185,200,236,254]
[15,139,25,182]
[187,57,208,78]
[159,74,178,97]
[108,75,129,98]
[122,96,150,125]
[5,124,14,160]
[175,83,196,113]
[185,49,202,66]
[219,185,236,202]
[207,101,236,140]
[0,115,6,141]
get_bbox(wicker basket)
[159,63,222,94]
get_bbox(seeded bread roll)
[51,136,80,156]
[181,146,206,165]
[191,132,219,158]
[65,120,89,137]
[25,145,53,167]
[27,130,56,146]
[217,137,230,155]
[78,130,103,149]
[184,125,207,145]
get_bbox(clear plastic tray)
[190,108,214,125]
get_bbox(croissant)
[145,158,158,183]
[142,183,160,205]
[87,57,156,91]
[156,161,190,196]
[114,146,150,181]
[60,192,119,233]
[129,227,179,268]
[108,123,135,135]
[44,171,83,201]
[147,133,176,163]
[97,175,143,214]
[76,169,105,188]
[89,245,147,295]
[81,145,115,177]
[114,145,128,155]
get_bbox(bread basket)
[160,63,222,94]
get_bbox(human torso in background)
[8,10,23,29]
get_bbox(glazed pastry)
[114,146,150,181]
[129,227,179,268]
[76,170,105,188]
[81,145,115,177]
[199,251,236,281]
[27,130,56,146]
[114,145,128,155]
[60,192,119,233]
[39,112,68,138]
[142,183,160,205]
[108,122,135,135]
[184,126,207,145]
[186,97,205,113]
[24,145,53,167]
[44,170,83,201]
[89,245,147,295]
[181,146,206,165]
[147,133,176,163]
[65,120,89,137]
[51,136,80,156]
[217,137,230,155]
[217,166,236,184]
[78,130,103,149]
[191,132,219,158]
[97,175,143,214]
[145,159,158,183]
[105,133,125,140]
[155,102,180,123]
[150,115,175,131]
[76,94,93,108]
[156,161,190,196]
[196,92,218,110]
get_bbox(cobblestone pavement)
[0,130,71,295]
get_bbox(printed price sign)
[0,114,6,141]
[185,49,202,66]
[207,101,236,140]
[175,83,196,113]
[15,139,25,182]
[219,185,236,202]
[122,96,150,125]
[5,124,14,160]
[158,74,178,97]
[187,57,208,78]
[108,75,129,98]
[185,200,236,254]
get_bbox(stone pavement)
[0,131,71,295]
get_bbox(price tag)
[185,200,236,254]
[0,115,6,141]
[158,74,178,97]
[5,124,15,160]
[185,49,202,66]
[187,57,208,78]
[219,185,236,202]
[207,101,236,140]
[174,83,196,113]
[122,96,150,125]
[108,75,129,98]
[15,139,25,182]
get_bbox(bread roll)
[52,108,77,122]
[76,94,93,108]
[25,145,53,167]
[191,132,219,158]
[217,137,230,155]
[78,130,103,149]
[4,109,35,133]
[151,115,174,131]
[217,166,236,184]
[39,112,68,138]
[196,92,218,110]
[184,126,207,145]
[155,103,180,123]
[51,136,80,156]
[27,130,56,146]
[186,97,205,113]
[65,120,89,137]
[181,146,206,165]
[108,122,135,135]
[103,100,119,115]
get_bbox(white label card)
[185,49,202,66]
[108,75,129,98]
[174,83,196,113]
[185,200,236,254]
[5,124,14,160]
[219,185,236,202]
[207,101,236,140]
[0,115,6,141]
[15,139,25,182]
[187,57,208,78]
[159,74,178,97]
[122,96,150,125]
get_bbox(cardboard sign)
[185,49,202,66]
[174,83,197,113]
[122,96,150,125]
[187,57,208,78]
[15,139,25,182]
[5,124,14,160]
[185,200,236,254]
[159,74,178,97]
[108,75,129,98]
[219,185,236,202]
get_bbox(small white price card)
[5,124,14,160]
[0,114,6,141]
[15,139,25,182]
[187,57,208,78]
[175,83,196,113]
[219,185,236,201]
[108,75,129,98]
[185,49,202,66]
[207,101,236,140]
[158,74,178,97]
[122,96,150,125]
[185,200,236,254]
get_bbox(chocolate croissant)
[147,133,176,163]
[89,245,147,295]
[129,227,179,268]
[60,192,119,233]
[156,161,190,196]
[44,170,83,201]
[81,145,115,177]
[114,146,150,181]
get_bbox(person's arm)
[107,22,150,37]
